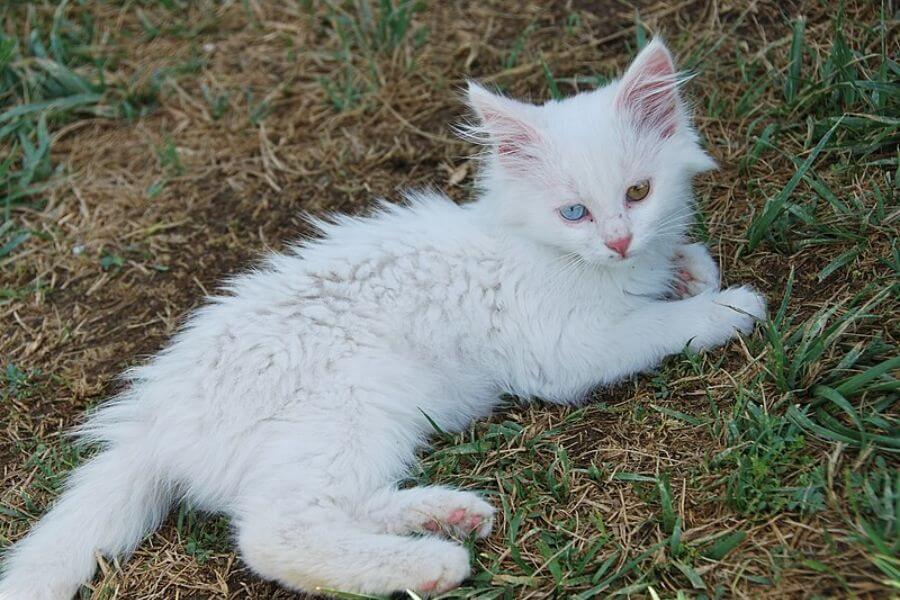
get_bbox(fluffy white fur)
[0,40,765,599]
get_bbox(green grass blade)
[817,248,860,282]
[673,560,706,589]
[834,356,900,396]
[747,116,844,250]
[0,93,103,126]
[784,17,805,103]
[700,530,747,560]
[649,404,704,426]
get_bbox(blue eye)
[559,204,588,222]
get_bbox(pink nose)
[605,235,632,257]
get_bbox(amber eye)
[626,180,651,202]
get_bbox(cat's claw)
[673,242,720,298]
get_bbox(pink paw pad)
[673,268,697,298]
[442,509,482,532]
[447,508,466,525]
[420,579,438,593]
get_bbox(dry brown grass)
[1,1,897,598]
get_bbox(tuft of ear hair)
[614,39,686,138]
[461,82,544,170]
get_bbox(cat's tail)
[0,440,171,600]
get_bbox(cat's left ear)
[465,82,544,171]
[615,39,682,138]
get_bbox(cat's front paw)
[689,286,766,350]
[673,242,719,298]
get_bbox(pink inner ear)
[497,130,536,158]
[482,111,541,168]
[616,46,679,138]
[467,83,543,172]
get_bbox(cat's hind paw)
[399,487,495,539]
[412,541,471,596]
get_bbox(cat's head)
[464,39,715,266]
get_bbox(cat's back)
[150,193,498,380]
[83,195,485,454]
[110,192,496,437]
[293,191,492,271]
[250,191,499,308]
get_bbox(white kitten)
[0,40,765,599]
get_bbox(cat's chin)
[598,257,637,269]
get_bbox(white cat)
[0,39,765,599]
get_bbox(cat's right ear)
[615,39,681,139]
[464,82,543,170]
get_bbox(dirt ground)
[1,1,896,599]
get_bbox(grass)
[1,1,898,598]
[0,5,155,178]
[318,0,428,111]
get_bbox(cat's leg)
[673,242,719,298]
[515,285,765,402]
[363,486,495,538]
[234,491,471,597]
[623,286,765,355]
